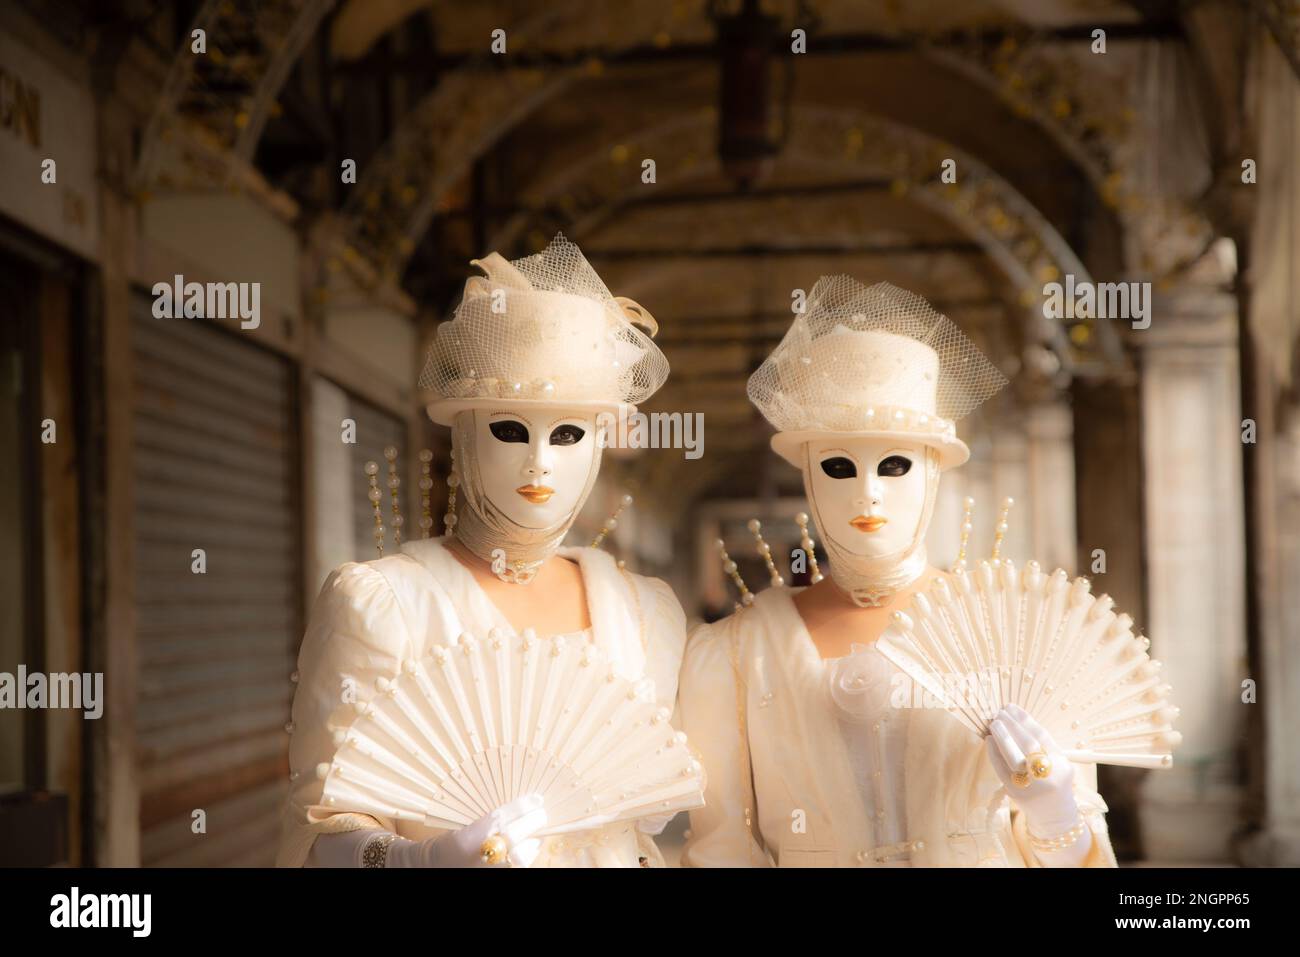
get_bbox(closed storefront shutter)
[132,296,299,866]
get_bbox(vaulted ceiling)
[102,0,1275,506]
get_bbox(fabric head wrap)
[449,410,604,583]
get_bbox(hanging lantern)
[715,0,783,190]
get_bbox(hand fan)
[318,628,705,836]
[875,559,1182,769]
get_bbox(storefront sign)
[0,31,98,259]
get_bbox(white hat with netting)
[747,277,1008,470]
[421,233,668,426]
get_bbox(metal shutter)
[347,395,407,561]
[132,295,299,866]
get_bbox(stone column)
[1136,288,1246,862]
[1241,409,1300,865]
[1237,32,1300,866]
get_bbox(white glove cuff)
[305,827,391,868]
[1023,798,1081,836]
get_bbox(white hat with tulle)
[421,233,667,426]
[748,277,1008,471]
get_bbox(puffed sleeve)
[677,618,772,868]
[276,562,417,867]
[1008,759,1119,868]
[637,575,688,712]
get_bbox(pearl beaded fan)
[874,559,1183,769]
[319,628,705,835]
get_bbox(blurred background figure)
[0,0,1296,867]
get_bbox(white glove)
[394,793,547,868]
[307,793,548,868]
[636,811,677,837]
[985,704,1092,867]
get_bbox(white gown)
[277,537,687,868]
[678,585,1118,867]
[826,643,913,864]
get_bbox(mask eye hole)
[819,456,857,479]
[549,424,586,446]
[878,455,913,477]
[488,419,529,443]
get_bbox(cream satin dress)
[678,585,1118,867]
[277,537,687,868]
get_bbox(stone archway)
[491,104,1126,377]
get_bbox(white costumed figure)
[278,234,695,868]
[679,277,1166,868]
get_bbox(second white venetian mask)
[801,435,941,605]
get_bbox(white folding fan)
[875,558,1183,769]
[318,628,705,836]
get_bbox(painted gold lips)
[850,515,887,533]
[515,485,555,504]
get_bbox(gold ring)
[1011,767,1032,788]
[479,834,509,866]
[1027,751,1052,779]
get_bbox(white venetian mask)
[800,435,940,607]
[806,436,933,558]
[471,407,602,529]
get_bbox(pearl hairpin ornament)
[418,449,434,538]
[716,538,754,610]
[795,511,823,583]
[444,447,460,537]
[384,445,404,548]
[991,496,1014,561]
[591,493,634,549]
[748,519,785,587]
[365,461,385,556]
[953,496,975,572]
